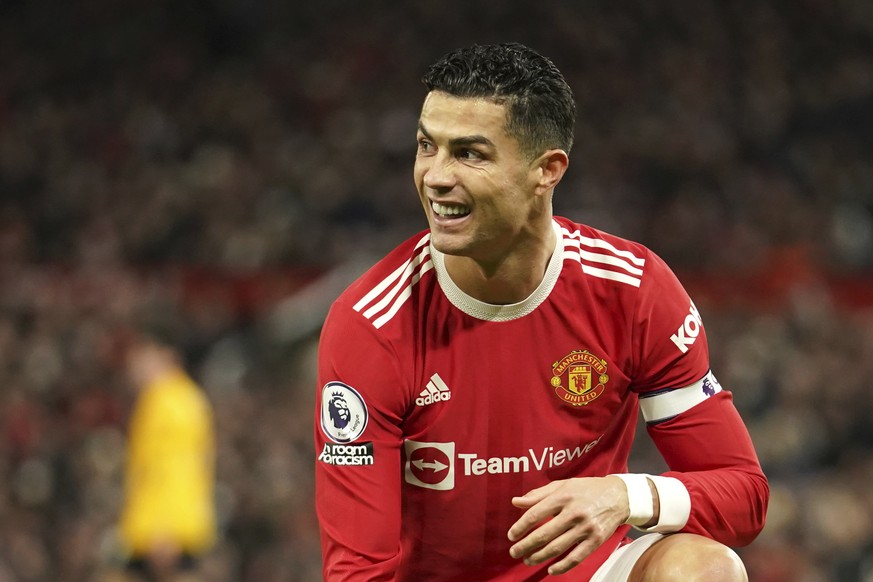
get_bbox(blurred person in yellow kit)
[117,331,217,582]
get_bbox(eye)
[417,138,434,154]
[457,148,483,161]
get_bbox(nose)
[421,153,457,191]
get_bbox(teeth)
[432,202,470,217]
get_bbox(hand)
[507,476,629,576]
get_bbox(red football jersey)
[315,217,767,581]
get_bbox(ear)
[532,149,569,196]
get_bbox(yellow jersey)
[119,369,217,556]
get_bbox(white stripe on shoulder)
[561,227,645,287]
[638,371,723,423]
[354,234,432,328]
[562,227,646,266]
[576,262,642,287]
[372,260,433,329]
[353,234,429,313]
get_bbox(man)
[118,332,217,581]
[315,43,768,581]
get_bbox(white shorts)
[590,534,665,582]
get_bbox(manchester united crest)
[550,350,609,406]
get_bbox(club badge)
[550,349,609,407]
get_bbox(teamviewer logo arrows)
[412,458,449,472]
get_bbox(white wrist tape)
[611,473,654,526]
[637,475,691,533]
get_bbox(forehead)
[418,91,510,141]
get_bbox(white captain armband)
[639,370,723,423]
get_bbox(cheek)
[413,163,426,190]
[492,186,532,223]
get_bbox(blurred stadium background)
[1,0,872,580]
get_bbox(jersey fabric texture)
[120,369,217,557]
[315,217,767,581]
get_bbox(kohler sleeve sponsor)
[318,442,375,466]
[670,301,703,354]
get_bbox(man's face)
[414,91,542,264]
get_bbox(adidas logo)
[416,373,452,407]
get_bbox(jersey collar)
[430,219,563,322]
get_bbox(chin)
[429,233,468,257]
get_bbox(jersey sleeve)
[629,249,768,546]
[315,300,410,581]
[630,249,709,393]
[645,389,769,546]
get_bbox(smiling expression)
[414,91,548,266]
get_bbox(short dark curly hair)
[422,43,576,159]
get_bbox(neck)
[443,222,556,305]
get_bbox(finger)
[509,496,588,557]
[546,536,602,576]
[507,497,562,542]
[509,514,571,560]
[521,526,587,566]
[511,480,564,508]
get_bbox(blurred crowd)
[0,0,871,580]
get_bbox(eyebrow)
[418,122,496,150]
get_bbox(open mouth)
[431,201,471,218]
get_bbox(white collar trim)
[430,220,563,322]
